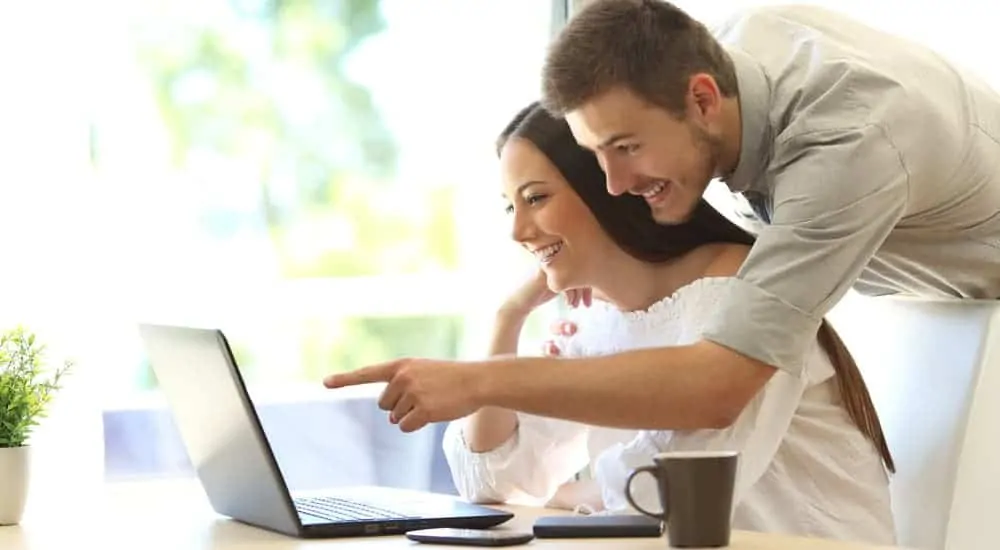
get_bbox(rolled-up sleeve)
[442,414,590,505]
[703,123,909,374]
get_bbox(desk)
[2,480,909,549]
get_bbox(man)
[325,0,1000,433]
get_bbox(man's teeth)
[535,242,563,262]
[641,181,666,198]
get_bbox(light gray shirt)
[702,5,1000,375]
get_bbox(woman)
[442,102,897,544]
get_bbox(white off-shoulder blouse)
[442,277,896,546]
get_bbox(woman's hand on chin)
[498,269,558,320]
[500,270,592,320]
[564,287,592,309]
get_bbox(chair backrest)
[828,294,1000,550]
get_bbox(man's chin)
[648,192,704,224]
[650,205,692,225]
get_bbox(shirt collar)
[721,47,773,193]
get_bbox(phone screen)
[405,528,535,547]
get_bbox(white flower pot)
[0,446,30,525]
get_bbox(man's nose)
[602,157,633,196]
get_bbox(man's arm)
[475,340,774,431]
[325,336,775,432]
[703,123,910,375]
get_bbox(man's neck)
[716,97,743,179]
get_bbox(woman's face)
[499,137,622,293]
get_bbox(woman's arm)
[443,305,591,505]
[461,310,525,452]
[442,413,590,504]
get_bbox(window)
[16,0,565,493]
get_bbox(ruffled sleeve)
[442,319,595,505]
[442,414,590,505]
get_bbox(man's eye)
[617,143,640,154]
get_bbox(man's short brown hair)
[542,0,738,117]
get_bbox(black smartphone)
[533,514,663,538]
[405,528,535,547]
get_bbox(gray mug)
[625,450,738,548]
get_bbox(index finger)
[323,360,401,389]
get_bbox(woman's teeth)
[641,181,666,199]
[535,242,563,263]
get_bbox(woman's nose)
[510,208,537,243]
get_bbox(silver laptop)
[137,323,513,538]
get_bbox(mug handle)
[624,465,669,520]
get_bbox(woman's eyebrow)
[515,180,546,194]
[501,180,546,200]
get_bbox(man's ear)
[688,73,724,120]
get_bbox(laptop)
[137,323,513,538]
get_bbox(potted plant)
[0,326,71,525]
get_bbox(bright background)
[1,0,997,503]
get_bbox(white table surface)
[0,479,912,549]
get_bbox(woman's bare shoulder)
[701,243,751,278]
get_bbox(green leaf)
[0,326,73,448]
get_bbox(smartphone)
[405,528,535,547]
[533,514,663,538]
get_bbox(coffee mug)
[625,450,738,548]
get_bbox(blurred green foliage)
[134,0,458,277]
[298,315,464,379]
[128,0,463,388]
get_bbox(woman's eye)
[525,194,547,205]
[503,203,514,214]
[617,143,640,154]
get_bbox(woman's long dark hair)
[498,102,894,474]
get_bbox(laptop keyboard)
[294,496,417,522]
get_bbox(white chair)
[828,294,1000,550]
